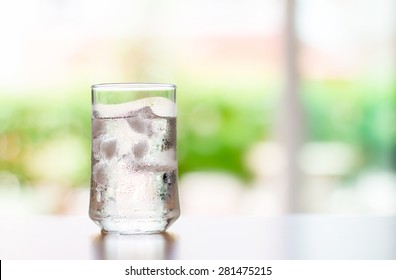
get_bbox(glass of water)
[89,83,180,234]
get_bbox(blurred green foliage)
[177,82,276,179]
[302,80,396,170]
[0,89,91,186]
[0,82,276,187]
[0,80,395,187]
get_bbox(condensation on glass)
[89,83,180,234]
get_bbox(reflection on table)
[92,232,177,260]
[0,215,395,259]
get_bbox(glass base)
[90,214,179,235]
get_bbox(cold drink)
[89,84,180,234]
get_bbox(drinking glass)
[89,83,180,234]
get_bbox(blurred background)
[0,0,395,216]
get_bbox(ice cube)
[133,141,148,159]
[93,97,176,118]
[149,97,176,118]
[160,117,176,150]
[101,138,117,160]
[127,117,146,133]
[126,108,154,135]
[134,106,155,117]
[92,138,101,157]
[92,163,108,185]
[111,118,146,157]
[92,117,106,138]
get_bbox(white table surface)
[1,215,395,260]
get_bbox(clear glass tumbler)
[89,83,180,234]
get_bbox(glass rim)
[91,83,176,91]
